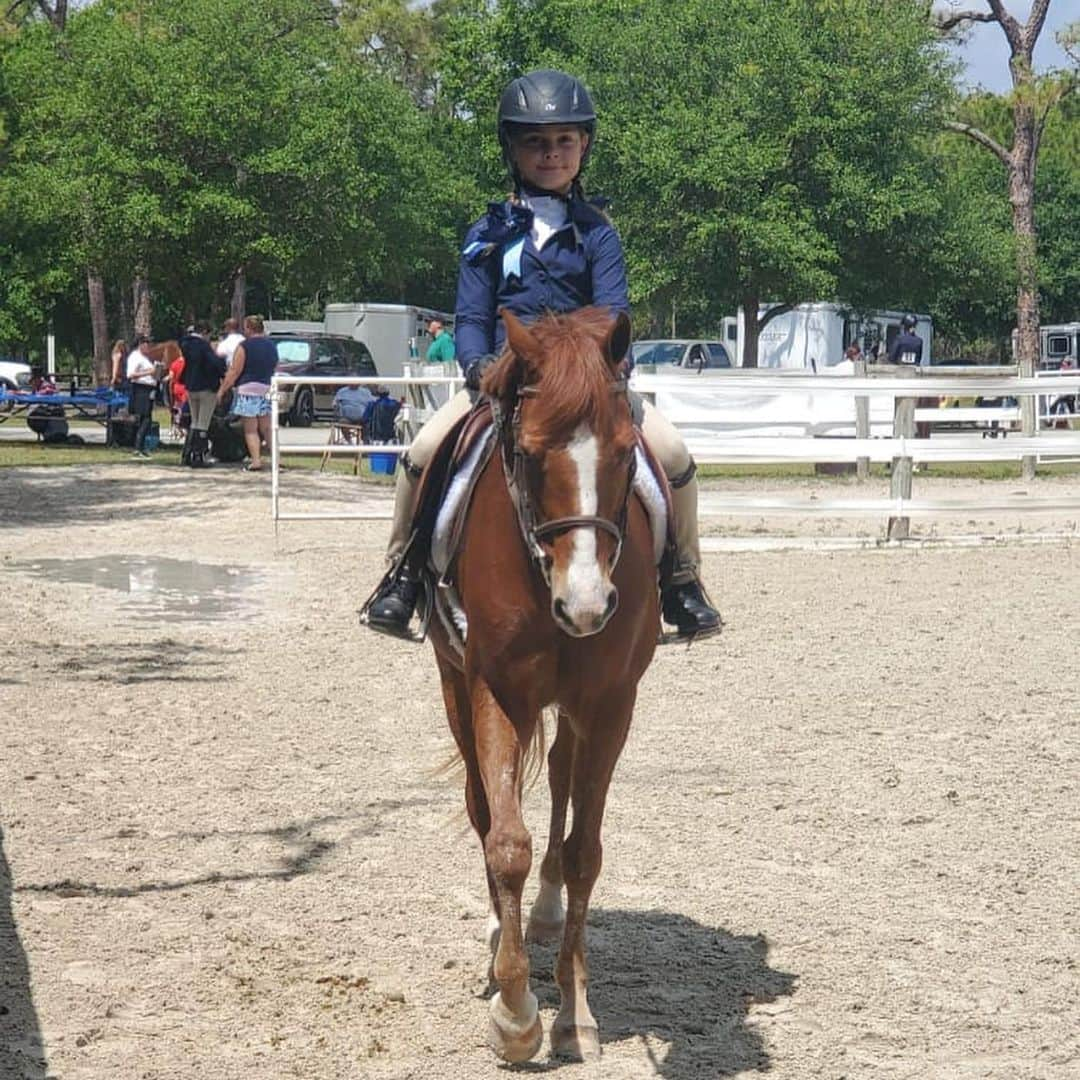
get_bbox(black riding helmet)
[497,69,597,185]
[901,314,917,331]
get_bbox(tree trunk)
[230,265,247,324]
[86,268,110,384]
[1010,79,1040,479]
[741,290,760,368]
[133,272,152,339]
[118,286,133,344]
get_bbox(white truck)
[268,302,454,378]
[0,357,31,393]
[720,302,933,370]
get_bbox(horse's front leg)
[472,676,543,1063]
[527,709,573,943]
[551,689,635,1062]
[433,650,501,957]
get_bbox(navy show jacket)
[454,197,630,371]
[888,331,924,366]
[179,334,226,393]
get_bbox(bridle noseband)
[497,379,636,587]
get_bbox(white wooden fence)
[270,366,1080,532]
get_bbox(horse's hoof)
[551,1020,601,1061]
[488,990,543,1063]
[525,912,565,944]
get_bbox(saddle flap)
[406,400,493,560]
[634,430,677,573]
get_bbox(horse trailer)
[720,303,933,369]
[268,302,454,378]
[1039,323,1080,368]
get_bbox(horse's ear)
[500,308,543,372]
[605,311,632,370]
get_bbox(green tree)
[0,0,464,372]
[1035,91,1080,324]
[937,1,1078,475]
[437,0,956,360]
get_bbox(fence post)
[855,357,869,482]
[1020,358,1037,482]
[887,366,915,540]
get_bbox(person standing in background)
[216,314,278,472]
[215,318,245,369]
[125,336,158,459]
[163,343,188,440]
[888,315,924,366]
[425,318,456,364]
[109,339,128,390]
[180,323,226,467]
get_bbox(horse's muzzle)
[552,587,618,637]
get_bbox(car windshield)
[633,342,684,365]
[274,340,311,365]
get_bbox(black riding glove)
[464,355,497,392]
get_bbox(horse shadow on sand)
[525,908,796,1078]
[0,825,48,1079]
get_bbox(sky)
[943,2,1077,92]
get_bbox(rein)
[497,378,635,587]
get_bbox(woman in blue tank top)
[217,313,279,472]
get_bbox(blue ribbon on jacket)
[461,197,611,282]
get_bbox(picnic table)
[0,387,128,426]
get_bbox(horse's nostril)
[553,597,570,625]
[604,590,618,620]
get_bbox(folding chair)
[320,421,367,475]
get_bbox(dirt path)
[1,464,1078,1079]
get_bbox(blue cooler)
[370,450,397,475]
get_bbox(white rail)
[270,371,463,526]
[269,367,1080,533]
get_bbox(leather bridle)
[497,379,636,587]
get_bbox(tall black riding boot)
[189,430,209,468]
[366,572,420,639]
[181,429,194,466]
[661,578,722,640]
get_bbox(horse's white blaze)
[559,424,609,623]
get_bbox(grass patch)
[0,438,398,481]
[0,441,182,468]
[278,453,397,482]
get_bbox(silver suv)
[631,339,733,372]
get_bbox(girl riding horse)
[364,68,720,642]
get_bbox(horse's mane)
[492,309,623,443]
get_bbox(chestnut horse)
[145,340,182,368]
[428,308,659,1062]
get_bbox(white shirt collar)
[522,195,569,250]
